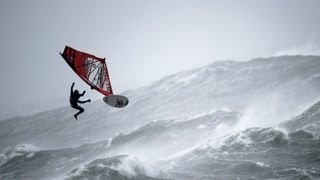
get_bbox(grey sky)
[1,0,320,116]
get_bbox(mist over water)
[1,56,320,179]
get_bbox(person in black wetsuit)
[70,82,91,120]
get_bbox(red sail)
[60,46,113,96]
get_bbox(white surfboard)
[103,95,129,108]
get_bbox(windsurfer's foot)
[74,114,78,120]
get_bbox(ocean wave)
[275,168,315,180]
[110,120,175,147]
[163,126,320,179]
[211,127,290,153]
[0,144,39,166]
[106,109,240,159]
[289,129,319,140]
[192,127,320,157]
[67,155,162,180]
[227,161,272,175]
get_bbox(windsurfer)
[70,82,91,120]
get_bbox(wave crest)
[0,144,39,165]
[67,155,161,180]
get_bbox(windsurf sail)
[60,46,113,96]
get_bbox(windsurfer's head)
[74,90,79,95]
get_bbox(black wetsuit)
[70,83,90,120]
[70,92,84,113]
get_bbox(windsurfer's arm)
[71,82,75,95]
[81,90,86,96]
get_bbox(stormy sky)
[1,0,320,117]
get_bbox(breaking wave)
[0,144,39,166]
[1,109,320,179]
[165,127,320,179]
[66,155,163,180]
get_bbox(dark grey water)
[1,111,320,180]
[2,56,320,179]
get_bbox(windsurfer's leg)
[78,99,91,104]
[73,105,84,120]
